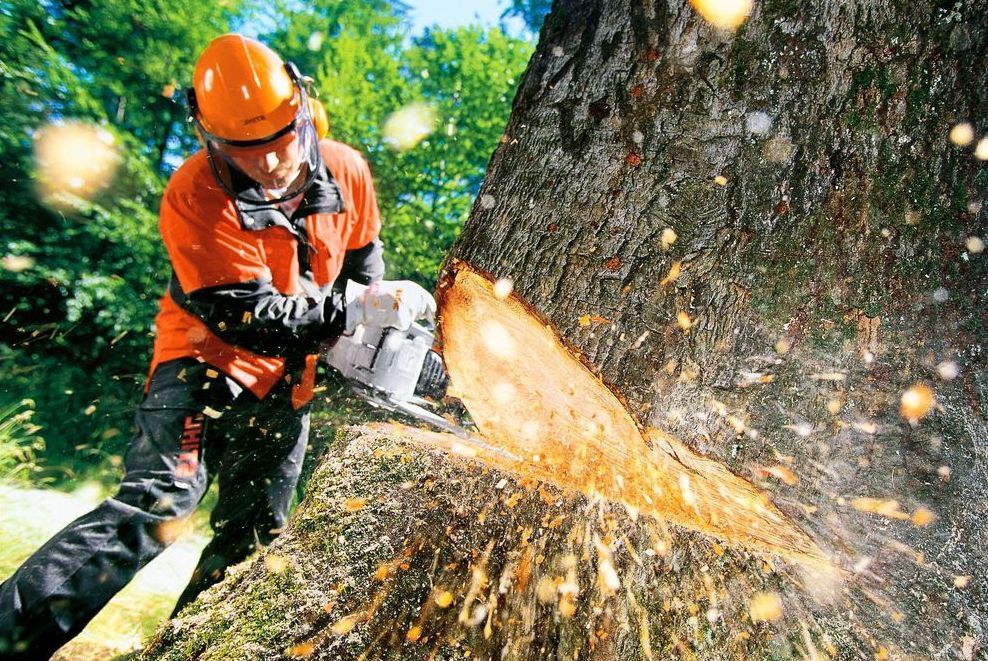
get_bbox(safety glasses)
[210,128,301,160]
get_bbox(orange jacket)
[149,139,383,408]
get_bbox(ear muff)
[307,97,330,139]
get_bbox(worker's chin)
[255,169,302,192]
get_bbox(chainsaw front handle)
[344,279,436,333]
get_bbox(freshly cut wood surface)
[437,262,827,565]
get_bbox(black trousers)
[0,359,310,660]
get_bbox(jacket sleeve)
[344,151,383,252]
[337,149,386,287]
[170,275,346,357]
[160,179,347,356]
[338,238,385,286]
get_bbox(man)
[0,34,435,659]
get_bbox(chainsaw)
[324,317,470,438]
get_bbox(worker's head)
[188,34,321,201]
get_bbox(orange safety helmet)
[307,97,330,139]
[191,33,302,142]
[187,33,321,203]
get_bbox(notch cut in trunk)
[434,260,827,567]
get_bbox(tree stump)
[141,423,829,660]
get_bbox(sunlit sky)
[240,0,533,41]
[404,0,529,36]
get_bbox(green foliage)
[0,0,532,483]
[381,26,532,281]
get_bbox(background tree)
[141,0,986,658]
[270,2,533,280]
[502,0,552,32]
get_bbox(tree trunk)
[141,1,986,659]
[450,0,987,654]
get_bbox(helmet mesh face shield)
[204,115,321,204]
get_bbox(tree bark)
[141,0,986,659]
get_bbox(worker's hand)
[344,279,436,332]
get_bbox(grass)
[0,399,45,483]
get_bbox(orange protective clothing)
[149,139,382,408]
